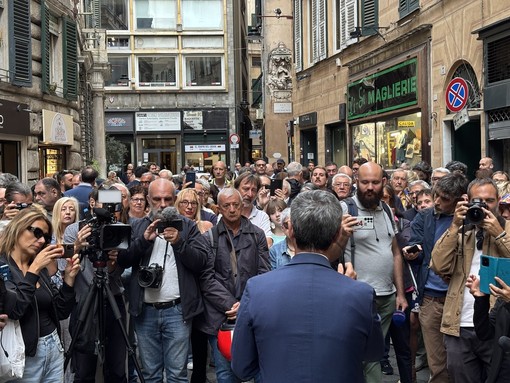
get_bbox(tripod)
[64,258,145,383]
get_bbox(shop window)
[138,56,177,87]
[184,56,223,87]
[181,0,223,30]
[352,112,422,169]
[105,55,130,87]
[39,147,64,178]
[134,0,176,30]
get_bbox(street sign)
[229,134,240,149]
[446,77,469,113]
[453,108,470,131]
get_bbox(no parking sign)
[445,77,469,113]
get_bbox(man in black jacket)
[118,178,209,383]
[197,187,269,383]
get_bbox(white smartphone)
[352,216,374,230]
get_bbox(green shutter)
[63,17,78,100]
[361,0,378,36]
[41,0,50,93]
[9,0,32,86]
[399,0,419,18]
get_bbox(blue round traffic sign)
[446,77,469,113]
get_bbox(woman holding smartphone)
[0,207,80,382]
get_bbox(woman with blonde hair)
[52,196,80,244]
[175,188,213,234]
[0,207,80,382]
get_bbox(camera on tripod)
[465,198,488,225]
[80,189,131,263]
[138,263,163,288]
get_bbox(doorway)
[452,120,481,179]
[141,138,177,173]
[300,128,317,166]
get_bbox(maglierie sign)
[348,58,418,120]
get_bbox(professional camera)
[465,198,488,225]
[80,189,131,264]
[138,263,163,288]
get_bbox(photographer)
[63,188,127,383]
[431,178,510,383]
[0,182,33,233]
[117,178,208,383]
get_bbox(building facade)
[291,0,510,176]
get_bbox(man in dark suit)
[63,166,98,218]
[231,190,384,383]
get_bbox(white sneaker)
[187,362,193,370]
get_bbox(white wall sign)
[273,102,292,114]
[136,111,181,131]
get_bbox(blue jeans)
[208,335,241,383]
[10,329,64,383]
[134,303,191,383]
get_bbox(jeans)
[134,303,191,383]
[208,335,241,383]
[11,329,64,383]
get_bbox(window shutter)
[63,17,78,100]
[9,0,32,87]
[41,0,50,93]
[338,0,357,50]
[361,0,378,36]
[294,0,302,71]
[311,0,318,63]
[318,0,326,60]
[399,0,419,18]
[92,0,100,28]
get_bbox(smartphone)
[270,179,283,196]
[185,171,196,188]
[407,244,421,254]
[479,255,510,294]
[352,216,374,230]
[58,243,75,258]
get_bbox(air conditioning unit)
[255,109,263,120]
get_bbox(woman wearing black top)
[0,207,80,382]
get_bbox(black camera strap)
[161,241,169,271]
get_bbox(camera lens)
[466,206,485,225]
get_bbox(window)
[181,0,223,30]
[310,0,326,63]
[9,0,32,86]
[138,56,177,87]
[294,0,302,71]
[135,0,176,30]
[487,34,510,84]
[252,56,261,67]
[101,0,128,30]
[184,56,223,87]
[41,3,64,95]
[398,0,419,19]
[335,0,357,51]
[108,36,130,48]
[105,55,130,87]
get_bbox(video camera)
[80,189,131,264]
[465,198,488,225]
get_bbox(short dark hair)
[134,166,149,178]
[445,161,468,175]
[233,172,261,190]
[38,177,61,195]
[81,166,99,184]
[467,178,499,199]
[5,182,32,203]
[412,161,433,177]
[416,189,432,200]
[434,172,468,200]
[352,158,368,166]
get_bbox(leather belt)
[423,295,446,304]
[145,298,181,310]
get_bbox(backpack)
[342,197,393,268]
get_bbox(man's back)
[231,253,383,383]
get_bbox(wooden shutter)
[63,17,78,100]
[9,0,32,86]
[361,0,378,36]
[317,0,326,60]
[41,0,50,93]
[294,0,302,71]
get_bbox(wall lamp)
[350,26,389,41]
[258,8,293,20]
[297,73,311,81]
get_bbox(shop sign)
[136,111,181,131]
[298,112,317,127]
[185,144,226,152]
[274,102,292,114]
[0,99,30,136]
[398,121,415,127]
[42,110,73,145]
[183,110,203,130]
[105,113,134,132]
[348,58,418,120]
[249,129,262,139]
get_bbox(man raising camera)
[431,178,510,383]
[118,178,208,383]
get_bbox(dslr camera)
[138,263,163,289]
[465,198,488,225]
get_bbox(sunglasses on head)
[27,226,51,244]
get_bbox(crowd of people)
[0,154,509,382]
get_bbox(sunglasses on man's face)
[27,226,52,245]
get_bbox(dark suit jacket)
[231,253,384,383]
[63,183,93,205]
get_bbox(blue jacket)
[231,253,384,383]
[269,238,291,270]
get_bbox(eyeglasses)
[140,181,151,185]
[332,182,350,188]
[131,198,145,204]
[179,200,198,207]
[27,226,51,244]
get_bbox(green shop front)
[347,53,430,169]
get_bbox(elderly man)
[286,162,304,205]
[197,187,269,383]
[34,177,62,219]
[431,178,510,383]
[254,159,267,176]
[390,168,408,208]
[331,173,352,200]
[118,178,208,383]
[139,172,155,191]
[430,167,450,187]
[341,162,407,383]
[231,190,384,382]
[209,161,230,203]
[479,156,494,170]
[234,172,273,247]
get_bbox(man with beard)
[340,162,407,383]
[431,178,510,383]
[402,172,468,383]
[234,172,273,247]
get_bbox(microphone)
[498,336,510,352]
[160,206,179,223]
